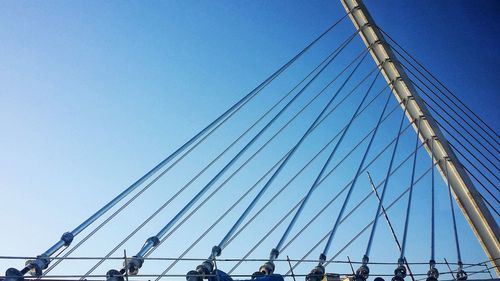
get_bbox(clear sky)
[0,1,498,280]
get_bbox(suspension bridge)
[1,1,498,281]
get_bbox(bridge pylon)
[340,0,500,276]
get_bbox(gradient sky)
[0,1,498,280]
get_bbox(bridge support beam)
[340,0,500,276]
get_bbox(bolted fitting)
[355,264,370,281]
[269,248,280,261]
[186,260,213,281]
[426,260,439,281]
[211,245,222,257]
[318,253,326,265]
[456,269,467,280]
[305,265,325,281]
[392,265,407,281]
[106,269,124,281]
[251,270,265,280]
[26,255,50,277]
[4,268,24,281]
[196,260,214,276]
[361,255,369,265]
[146,236,160,247]
[456,261,467,280]
[126,256,144,275]
[354,255,370,281]
[186,270,203,281]
[24,260,39,277]
[426,267,439,281]
[259,261,275,275]
[61,232,74,247]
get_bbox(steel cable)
[214,50,370,257]
[364,98,410,258]
[399,117,422,261]
[445,161,463,264]
[378,26,499,146]
[78,29,363,280]
[229,121,421,274]
[158,80,397,280]
[321,99,410,260]
[152,51,380,257]
[431,138,436,262]
[402,63,499,164]
[431,116,500,195]
[410,81,500,176]
[273,68,383,260]
[42,10,351,276]
[131,25,361,264]
[290,159,430,274]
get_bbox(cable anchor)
[306,253,326,281]
[456,261,467,280]
[9,231,74,280]
[61,232,74,246]
[125,255,144,276]
[105,254,144,281]
[4,268,25,281]
[253,249,278,279]
[354,255,370,281]
[10,254,50,279]
[106,269,124,281]
[211,245,222,259]
[391,258,407,281]
[252,261,275,278]
[305,265,325,281]
[426,260,439,281]
[186,259,214,281]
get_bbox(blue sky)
[0,1,498,280]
